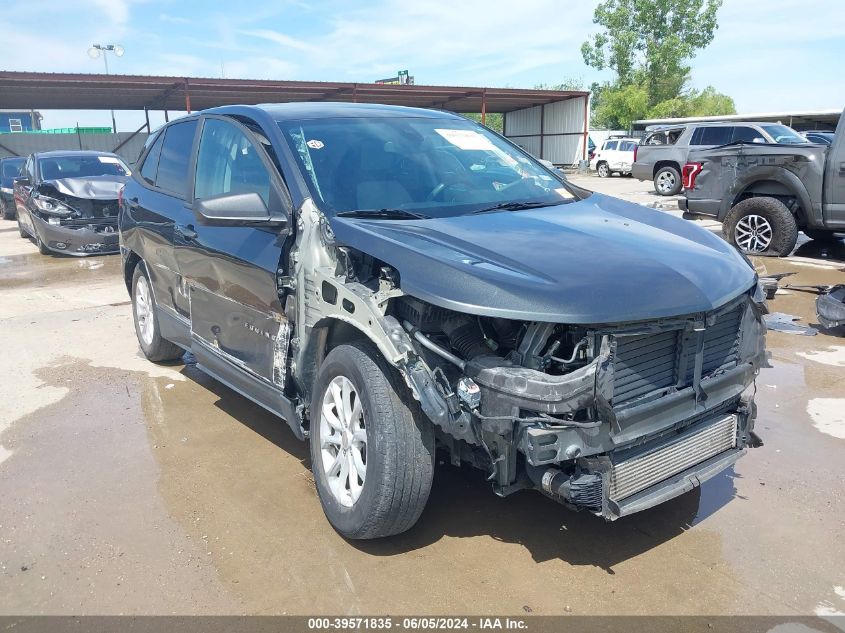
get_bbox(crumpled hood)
[330,193,757,324]
[40,175,128,200]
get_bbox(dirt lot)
[1,179,844,616]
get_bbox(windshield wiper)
[336,208,430,220]
[471,201,556,215]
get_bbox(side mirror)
[13,176,30,186]
[193,191,280,224]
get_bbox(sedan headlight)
[0,187,12,195]
[33,195,74,216]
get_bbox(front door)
[180,116,292,388]
[823,118,845,228]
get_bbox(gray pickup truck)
[633,122,809,197]
[680,108,845,256]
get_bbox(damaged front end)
[29,178,123,255]
[389,284,768,520]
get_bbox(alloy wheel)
[134,275,156,346]
[656,171,676,193]
[598,164,609,177]
[734,214,773,252]
[320,375,367,507]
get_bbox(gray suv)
[633,122,809,196]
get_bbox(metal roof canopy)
[0,71,588,116]
[632,109,842,133]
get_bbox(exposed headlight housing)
[33,195,74,216]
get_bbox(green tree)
[582,0,722,106]
[465,112,503,134]
[582,0,733,126]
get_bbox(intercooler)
[611,304,744,407]
[608,413,738,502]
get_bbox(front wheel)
[310,342,434,539]
[723,197,798,257]
[17,218,27,238]
[131,264,184,362]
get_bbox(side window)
[605,141,618,151]
[155,120,198,197]
[139,132,164,186]
[194,118,271,204]
[732,126,765,143]
[25,156,35,181]
[620,141,636,152]
[698,127,732,146]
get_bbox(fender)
[718,163,819,226]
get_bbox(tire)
[310,341,435,539]
[2,204,13,221]
[803,228,840,242]
[131,263,184,362]
[17,218,27,238]
[722,197,798,257]
[34,231,50,255]
[654,165,682,196]
[597,162,610,178]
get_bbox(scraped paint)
[807,399,845,439]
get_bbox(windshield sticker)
[306,139,324,149]
[98,156,121,164]
[555,188,575,199]
[435,128,495,151]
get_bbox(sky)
[3,0,844,131]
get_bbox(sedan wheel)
[320,375,368,508]
[734,214,773,253]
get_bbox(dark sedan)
[14,150,130,255]
[0,156,25,219]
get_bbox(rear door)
[180,115,292,388]
[602,140,619,169]
[123,119,199,321]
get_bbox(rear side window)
[140,132,164,185]
[620,141,636,152]
[154,120,198,197]
[692,127,732,146]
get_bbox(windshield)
[37,155,131,180]
[279,116,578,218]
[761,124,808,145]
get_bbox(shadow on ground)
[176,354,740,572]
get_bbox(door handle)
[839,161,845,175]
[176,223,198,241]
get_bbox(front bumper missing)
[537,411,747,520]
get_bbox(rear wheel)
[2,204,13,220]
[310,342,434,539]
[654,166,681,196]
[597,162,610,178]
[131,264,183,362]
[723,197,798,257]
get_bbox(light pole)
[87,43,124,133]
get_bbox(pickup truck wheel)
[310,341,434,539]
[723,197,798,257]
[803,229,840,242]
[131,264,184,362]
[597,162,610,178]
[654,166,681,196]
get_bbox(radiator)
[608,413,738,502]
